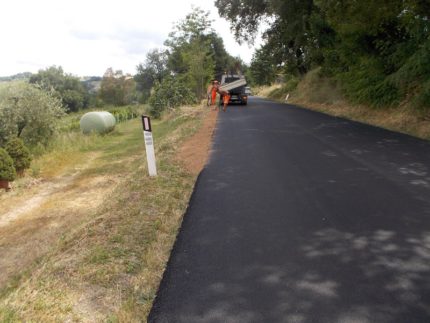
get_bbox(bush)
[5,137,32,174]
[0,82,66,147]
[339,57,400,108]
[0,148,16,181]
[149,77,197,118]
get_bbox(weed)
[0,306,18,323]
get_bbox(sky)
[0,0,263,77]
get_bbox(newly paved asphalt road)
[149,97,430,323]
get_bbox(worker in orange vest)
[209,80,230,111]
[211,80,219,109]
[221,92,231,112]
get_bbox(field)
[0,106,217,322]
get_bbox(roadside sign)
[141,115,157,176]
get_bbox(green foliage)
[149,77,197,118]
[135,49,169,103]
[99,69,137,106]
[5,137,32,173]
[0,82,66,147]
[250,47,278,86]
[266,77,299,100]
[339,57,400,107]
[217,0,335,76]
[29,66,89,112]
[205,33,246,77]
[284,76,300,93]
[0,148,16,181]
[413,80,430,112]
[135,8,247,109]
[217,0,430,110]
[165,7,216,99]
[109,106,139,123]
[180,38,215,98]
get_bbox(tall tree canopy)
[29,66,89,112]
[138,7,249,117]
[135,49,169,102]
[99,68,137,106]
[216,0,430,109]
[163,7,246,97]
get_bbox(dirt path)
[177,109,218,175]
[1,175,76,228]
[0,153,118,288]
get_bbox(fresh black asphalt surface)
[149,97,430,323]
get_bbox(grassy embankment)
[255,68,430,140]
[0,106,208,322]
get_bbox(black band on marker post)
[141,115,152,132]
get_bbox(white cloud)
[0,0,263,76]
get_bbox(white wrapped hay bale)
[80,112,116,134]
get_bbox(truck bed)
[219,78,247,92]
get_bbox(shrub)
[149,77,197,118]
[5,137,32,174]
[0,148,16,181]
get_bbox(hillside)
[255,69,430,141]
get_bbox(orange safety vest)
[223,94,230,105]
[211,87,218,105]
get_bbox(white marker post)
[141,115,157,176]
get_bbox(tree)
[216,0,335,76]
[249,47,278,85]
[315,0,430,107]
[5,137,31,175]
[181,38,215,98]
[29,66,89,112]
[164,7,216,98]
[0,82,65,147]
[135,49,169,102]
[216,0,430,110]
[0,148,16,182]
[99,69,137,106]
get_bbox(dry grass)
[289,100,430,140]
[0,105,212,322]
[253,84,282,98]
[257,69,430,141]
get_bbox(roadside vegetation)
[0,6,243,189]
[216,0,430,139]
[0,6,233,186]
[0,6,225,322]
[0,105,210,322]
[254,69,430,140]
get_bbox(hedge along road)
[149,97,430,323]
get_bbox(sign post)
[141,115,157,177]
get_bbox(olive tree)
[0,82,66,147]
[5,137,32,175]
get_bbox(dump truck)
[219,74,248,105]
